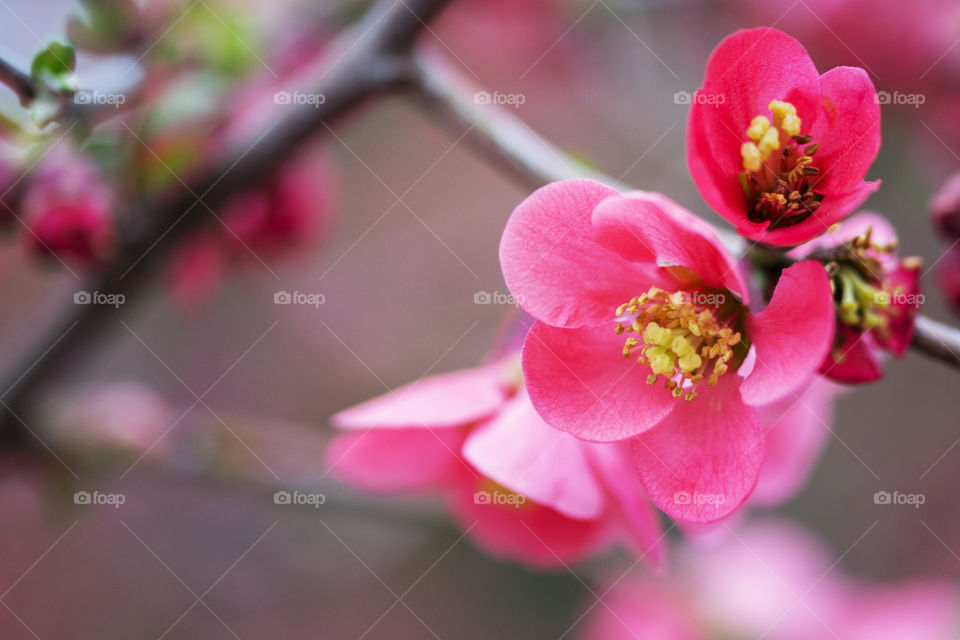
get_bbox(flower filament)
[739,100,824,230]
[615,287,742,401]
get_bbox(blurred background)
[0,0,958,637]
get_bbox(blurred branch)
[0,54,36,104]
[0,0,454,439]
[407,53,960,372]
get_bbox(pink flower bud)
[21,143,115,264]
[937,243,960,315]
[931,170,960,239]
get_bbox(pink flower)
[580,520,959,640]
[790,212,922,383]
[937,244,960,317]
[500,179,835,522]
[688,28,881,246]
[932,169,960,240]
[21,143,115,264]
[324,350,664,569]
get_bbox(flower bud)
[21,143,115,264]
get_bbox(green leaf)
[30,42,78,92]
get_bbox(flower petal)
[752,376,837,505]
[499,179,664,327]
[449,480,608,568]
[820,325,884,383]
[330,363,508,430]
[324,428,466,492]
[592,191,750,302]
[741,261,835,406]
[630,374,763,523]
[522,321,676,442]
[463,391,606,520]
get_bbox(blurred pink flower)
[46,381,175,456]
[580,520,958,640]
[937,244,960,317]
[688,28,881,246]
[21,143,115,264]
[324,352,665,569]
[790,212,922,383]
[499,179,834,521]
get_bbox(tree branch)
[0,54,36,104]
[0,0,454,437]
[408,53,960,371]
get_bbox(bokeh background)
[0,0,958,637]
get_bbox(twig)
[408,53,960,371]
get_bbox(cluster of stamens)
[740,100,824,229]
[824,228,922,355]
[615,287,742,402]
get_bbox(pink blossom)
[790,212,922,383]
[688,28,881,246]
[580,520,958,640]
[21,143,115,264]
[932,169,960,240]
[324,351,665,569]
[499,179,835,522]
[937,244,960,317]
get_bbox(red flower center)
[739,100,824,230]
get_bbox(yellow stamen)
[615,287,742,402]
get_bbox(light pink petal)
[838,580,959,640]
[592,191,750,302]
[588,442,666,565]
[581,577,704,640]
[324,429,466,492]
[630,374,763,523]
[331,363,508,430]
[463,391,606,520]
[789,211,898,259]
[753,376,837,505]
[449,480,609,569]
[741,261,835,405]
[522,321,676,442]
[499,179,665,327]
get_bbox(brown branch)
[0,54,36,104]
[408,53,960,372]
[0,0,454,438]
